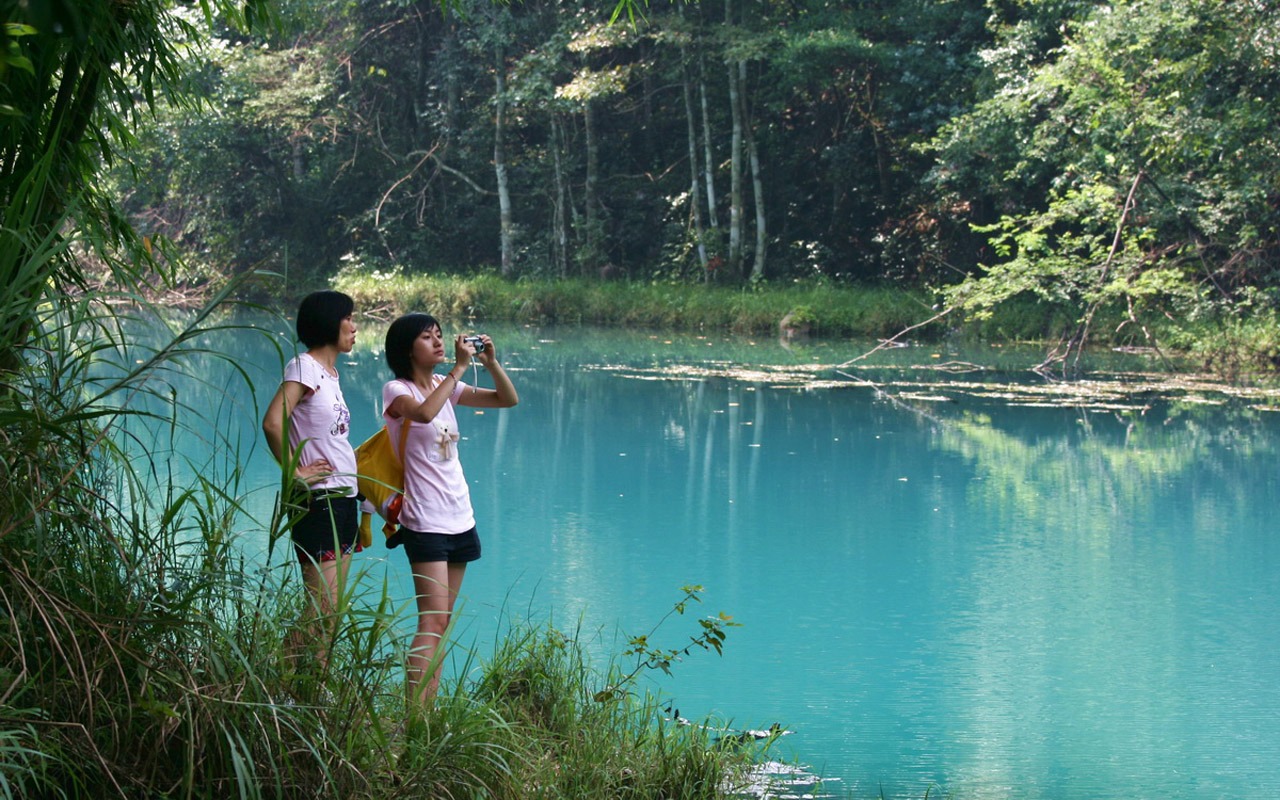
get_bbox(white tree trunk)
[742,61,766,281]
[494,48,514,276]
[727,60,744,276]
[584,101,603,271]
[698,53,719,231]
[550,114,569,277]
[682,57,708,275]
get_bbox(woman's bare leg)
[408,560,467,703]
[292,553,351,671]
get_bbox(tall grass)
[334,271,934,339]
[469,621,750,799]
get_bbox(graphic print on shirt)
[330,398,351,437]
[429,418,459,462]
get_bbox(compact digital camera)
[463,335,486,353]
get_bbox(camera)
[463,335,486,353]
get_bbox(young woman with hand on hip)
[261,290,361,670]
[381,313,519,703]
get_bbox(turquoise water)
[166,316,1280,799]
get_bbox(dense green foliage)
[932,0,1280,369]
[106,0,993,286]
[87,0,1280,367]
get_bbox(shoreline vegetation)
[332,271,933,338]
[327,271,1280,381]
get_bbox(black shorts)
[391,526,482,564]
[291,494,360,564]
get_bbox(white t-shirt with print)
[281,352,358,495]
[383,377,475,535]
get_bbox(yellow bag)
[354,419,411,546]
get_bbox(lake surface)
[151,312,1280,799]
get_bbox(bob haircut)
[385,313,441,380]
[296,291,355,349]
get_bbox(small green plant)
[784,305,816,327]
[594,584,740,704]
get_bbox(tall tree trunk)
[550,113,569,277]
[861,77,892,204]
[494,47,514,276]
[727,56,744,277]
[749,132,766,280]
[698,51,720,231]
[442,21,461,146]
[584,100,603,272]
[412,9,429,144]
[742,61,766,282]
[682,55,708,276]
[724,0,742,276]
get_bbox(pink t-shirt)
[383,377,475,534]
[281,353,358,495]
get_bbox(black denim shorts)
[391,526,482,564]
[291,494,360,564]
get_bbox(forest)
[43,0,1280,364]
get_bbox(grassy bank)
[2,529,757,799]
[333,271,936,339]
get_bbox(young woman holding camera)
[381,313,519,703]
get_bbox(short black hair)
[295,291,355,349]
[385,312,441,380]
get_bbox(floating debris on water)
[726,760,839,800]
[591,360,1280,411]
